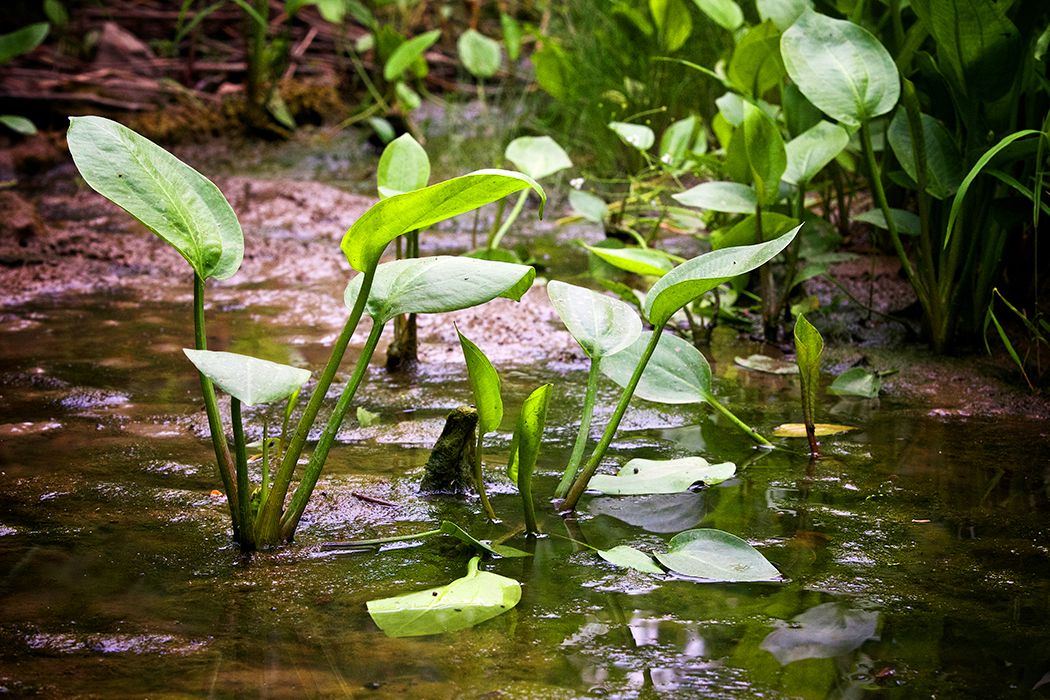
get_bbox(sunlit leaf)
[377,133,430,199]
[456,329,503,435]
[601,330,710,404]
[504,136,572,181]
[458,29,502,79]
[772,423,855,437]
[182,349,310,406]
[589,457,736,495]
[383,29,440,81]
[366,556,521,637]
[67,116,243,280]
[735,354,800,375]
[609,121,655,152]
[673,181,757,214]
[547,281,642,360]
[828,367,881,398]
[655,529,782,582]
[597,545,664,574]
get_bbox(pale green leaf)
[504,136,572,181]
[654,528,782,582]
[589,457,736,495]
[377,133,430,199]
[182,349,310,406]
[609,122,655,152]
[598,545,664,574]
[673,181,757,214]
[784,120,849,185]
[601,330,711,404]
[659,116,699,168]
[458,29,502,79]
[500,13,523,62]
[547,280,642,362]
[456,329,503,435]
[383,29,440,81]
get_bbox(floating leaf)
[760,602,880,665]
[547,281,642,360]
[673,181,757,214]
[589,457,736,495]
[344,256,535,324]
[569,190,608,223]
[583,244,676,277]
[377,133,430,199]
[341,170,544,271]
[504,136,572,181]
[602,330,710,404]
[438,521,530,558]
[366,556,521,637]
[654,528,782,582]
[456,329,503,434]
[735,354,800,375]
[772,423,855,437]
[383,29,440,81]
[609,121,655,151]
[828,367,881,398]
[182,350,310,406]
[67,116,243,281]
[597,545,664,574]
[784,120,850,185]
[458,29,502,79]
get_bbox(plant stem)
[488,189,529,250]
[474,430,498,521]
[561,330,663,512]
[279,319,386,540]
[260,418,270,506]
[193,274,239,534]
[701,392,772,447]
[555,359,601,498]
[230,397,252,545]
[323,528,443,548]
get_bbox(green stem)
[260,418,270,506]
[561,330,663,512]
[193,274,239,534]
[230,397,252,545]
[279,319,386,540]
[702,391,772,447]
[487,189,529,250]
[520,462,538,536]
[474,430,498,521]
[555,359,601,499]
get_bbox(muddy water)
[2,277,1050,699]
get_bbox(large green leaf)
[673,181,757,214]
[609,122,656,152]
[644,227,799,326]
[583,244,676,277]
[654,529,782,581]
[692,0,743,31]
[728,21,786,98]
[344,256,535,324]
[377,133,430,199]
[601,330,711,404]
[504,136,572,181]
[341,170,544,271]
[0,23,49,64]
[182,349,310,406]
[458,29,502,79]
[589,457,736,495]
[780,10,899,127]
[383,29,440,81]
[793,314,823,428]
[742,101,787,204]
[456,329,503,435]
[650,0,693,51]
[547,281,642,360]
[366,556,521,637]
[67,116,243,280]
[784,120,849,185]
[887,111,963,199]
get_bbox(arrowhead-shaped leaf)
[182,349,310,406]
[547,281,642,360]
[504,136,572,181]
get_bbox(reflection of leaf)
[735,354,799,375]
[597,545,664,574]
[828,367,881,398]
[772,423,855,437]
[760,602,879,665]
[366,556,521,637]
[589,457,736,495]
[588,492,706,533]
[654,528,782,582]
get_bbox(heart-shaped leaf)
[344,256,535,324]
[601,330,711,404]
[547,281,643,360]
[68,116,243,281]
[654,528,782,582]
[504,136,572,181]
[377,133,430,199]
[673,181,757,214]
[784,120,850,185]
[366,556,521,637]
[589,457,736,495]
[644,227,799,327]
[456,329,503,435]
[597,544,665,574]
[182,349,310,406]
[341,170,544,271]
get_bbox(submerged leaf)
[547,281,642,360]
[182,350,310,406]
[366,556,521,637]
[772,423,855,437]
[589,457,736,495]
[734,354,799,375]
[504,136,572,181]
[654,529,782,582]
[597,545,664,574]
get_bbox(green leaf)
[854,208,921,236]
[654,529,782,582]
[735,354,799,374]
[182,349,311,406]
[711,212,799,250]
[569,190,608,223]
[728,21,786,98]
[597,545,665,574]
[589,457,736,495]
[366,556,521,637]
[377,133,430,199]
[67,116,243,281]
[500,13,523,62]
[692,0,743,31]
[344,256,535,325]
[456,329,503,435]
[601,330,711,404]
[394,81,422,110]
[784,120,849,185]
[547,280,642,360]
[458,29,502,79]
[650,0,692,51]
[583,244,676,277]
[609,122,655,152]
[742,101,787,205]
[383,29,440,81]
[828,367,881,398]
[887,111,963,199]
[673,181,757,214]
[507,384,552,535]
[644,226,800,327]
[504,136,572,181]
[0,115,36,135]
[659,116,699,168]
[793,314,823,427]
[356,406,380,427]
[438,521,531,558]
[780,10,900,127]
[341,170,544,271]
[0,23,49,64]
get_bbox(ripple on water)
[0,421,62,437]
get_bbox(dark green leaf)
[742,100,787,205]
[728,21,786,98]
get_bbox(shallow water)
[2,278,1050,700]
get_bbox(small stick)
[351,491,398,507]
